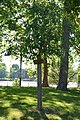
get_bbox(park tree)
[57,0,80,90]
[0,0,61,87]
[57,11,70,90]
[26,0,62,109]
[0,0,30,86]
[19,0,61,109]
[0,62,7,79]
[24,0,61,87]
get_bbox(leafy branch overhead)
[0,0,63,59]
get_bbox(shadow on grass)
[0,87,49,120]
[42,88,80,120]
[20,108,50,120]
[0,86,80,120]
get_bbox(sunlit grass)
[7,108,24,120]
[0,87,80,120]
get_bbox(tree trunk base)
[42,83,49,87]
[56,85,67,91]
[78,82,80,88]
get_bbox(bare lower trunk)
[19,54,22,87]
[78,66,80,88]
[43,57,49,87]
[37,62,42,110]
[34,54,42,110]
[57,53,69,90]
[57,17,70,91]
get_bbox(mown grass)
[0,86,80,120]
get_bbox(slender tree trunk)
[19,53,22,87]
[57,17,70,90]
[37,61,42,110]
[34,54,43,110]
[78,64,80,88]
[43,57,49,87]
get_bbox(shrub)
[12,78,19,87]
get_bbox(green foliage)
[1,0,79,59]
[12,64,19,71]
[26,0,61,58]
[1,0,62,60]
[78,73,80,82]
[78,64,80,87]
[12,78,19,86]
[48,56,60,84]
[68,68,77,82]
[27,68,36,79]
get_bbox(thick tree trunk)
[56,0,71,91]
[57,17,70,91]
[43,57,49,87]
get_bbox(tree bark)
[37,61,42,110]
[43,57,49,87]
[19,53,22,87]
[78,64,80,88]
[34,54,42,110]
[57,17,70,91]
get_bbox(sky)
[73,61,79,70]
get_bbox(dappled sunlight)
[25,97,37,105]
[7,108,24,120]
[54,101,74,110]
[1,100,11,108]
[0,87,80,120]
[27,116,34,120]
[46,114,62,120]
[42,88,80,119]
[0,116,6,120]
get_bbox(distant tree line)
[0,63,7,79]
[10,64,29,79]
[0,62,36,80]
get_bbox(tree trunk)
[43,57,49,87]
[34,54,43,110]
[57,17,70,91]
[19,53,22,87]
[37,61,42,110]
[78,64,80,88]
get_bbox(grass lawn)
[0,87,80,120]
